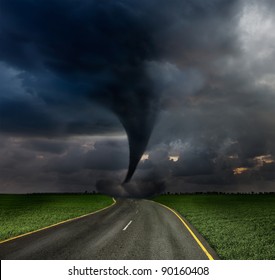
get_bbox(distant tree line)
[161,191,275,195]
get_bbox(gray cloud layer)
[1,0,275,195]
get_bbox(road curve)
[0,199,218,260]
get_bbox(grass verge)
[0,194,113,241]
[153,194,275,259]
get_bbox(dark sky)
[1,0,275,196]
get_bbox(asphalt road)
[0,199,218,260]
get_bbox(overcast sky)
[1,0,275,196]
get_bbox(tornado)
[116,96,157,183]
[96,72,158,183]
[122,117,153,183]
[0,0,162,184]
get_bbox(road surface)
[0,199,218,259]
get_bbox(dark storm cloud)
[83,140,129,171]
[0,136,128,193]
[0,0,240,185]
[43,138,129,174]
[21,139,68,154]
[0,0,161,182]
[1,0,275,195]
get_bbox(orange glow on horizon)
[233,167,249,175]
[254,154,274,166]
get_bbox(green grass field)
[153,194,275,260]
[0,194,114,242]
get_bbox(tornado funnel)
[120,113,154,183]
[115,89,157,183]
[95,78,157,183]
